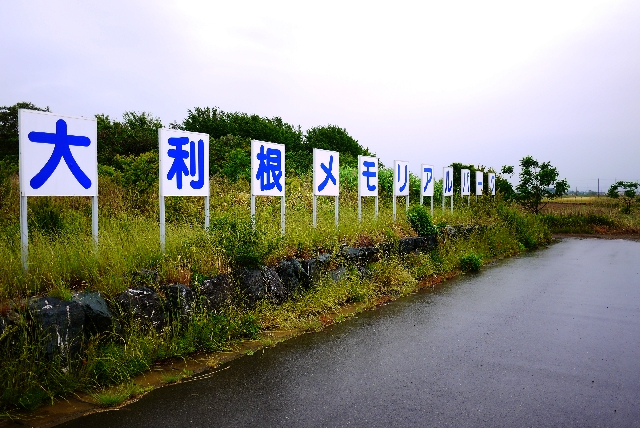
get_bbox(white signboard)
[443,167,454,196]
[159,129,209,197]
[488,173,496,196]
[421,164,434,197]
[475,171,484,196]
[358,155,378,196]
[251,140,285,197]
[313,148,339,196]
[19,109,97,196]
[461,169,471,196]
[393,160,409,196]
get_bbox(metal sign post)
[159,128,210,251]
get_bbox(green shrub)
[406,204,437,236]
[460,253,482,272]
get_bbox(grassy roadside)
[0,170,551,413]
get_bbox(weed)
[91,382,152,407]
[460,253,483,273]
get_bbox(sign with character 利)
[159,129,209,196]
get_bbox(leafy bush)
[460,253,482,272]
[406,204,437,236]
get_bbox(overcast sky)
[2,0,639,191]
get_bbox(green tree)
[303,125,369,168]
[515,156,569,214]
[607,181,639,214]
[0,102,50,162]
[495,165,516,200]
[96,112,162,165]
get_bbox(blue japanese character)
[256,145,283,192]
[167,137,205,190]
[318,155,336,192]
[362,160,377,191]
[397,164,408,193]
[423,167,433,192]
[445,170,453,193]
[28,119,92,189]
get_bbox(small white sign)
[159,129,210,197]
[358,155,378,196]
[443,167,454,196]
[19,109,97,196]
[461,169,471,196]
[313,149,339,196]
[251,140,285,196]
[488,173,496,196]
[476,171,484,196]
[421,164,434,197]
[393,160,409,196]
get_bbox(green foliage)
[540,213,615,233]
[607,181,639,214]
[303,125,368,168]
[406,204,437,236]
[181,106,304,152]
[96,112,162,166]
[496,166,516,200]
[460,253,482,272]
[515,156,569,214]
[450,163,478,195]
[497,203,550,249]
[0,102,50,160]
[211,215,271,269]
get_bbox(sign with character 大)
[159,129,209,197]
[19,110,97,196]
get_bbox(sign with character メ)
[19,109,99,271]
[476,171,484,197]
[442,167,454,212]
[461,169,471,197]
[313,148,339,227]
[159,128,210,251]
[421,164,434,215]
[488,172,496,196]
[358,155,378,221]
[251,140,286,235]
[393,160,409,221]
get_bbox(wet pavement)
[59,238,640,427]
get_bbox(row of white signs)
[18,110,496,198]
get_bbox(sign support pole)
[358,194,362,222]
[335,195,339,227]
[313,195,317,228]
[451,195,453,213]
[281,195,286,237]
[406,195,409,212]
[159,195,166,252]
[431,196,434,216]
[375,196,379,218]
[251,195,256,230]
[20,195,28,272]
[92,195,98,249]
[205,195,210,231]
[393,196,397,222]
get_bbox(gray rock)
[330,266,347,282]
[234,268,265,307]
[198,274,233,312]
[276,259,311,296]
[340,246,379,265]
[161,284,196,320]
[261,266,286,304]
[72,291,115,337]
[301,253,331,280]
[28,296,86,359]
[116,286,166,331]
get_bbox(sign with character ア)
[159,129,210,250]
[476,171,484,196]
[18,109,99,271]
[251,140,286,234]
[421,164,434,197]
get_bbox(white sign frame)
[488,172,496,196]
[475,171,484,198]
[393,160,409,221]
[442,167,454,213]
[312,148,339,227]
[18,109,98,271]
[421,164,435,216]
[251,140,286,235]
[461,169,471,197]
[158,128,210,251]
[358,155,378,221]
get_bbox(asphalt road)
[59,238,640,427]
